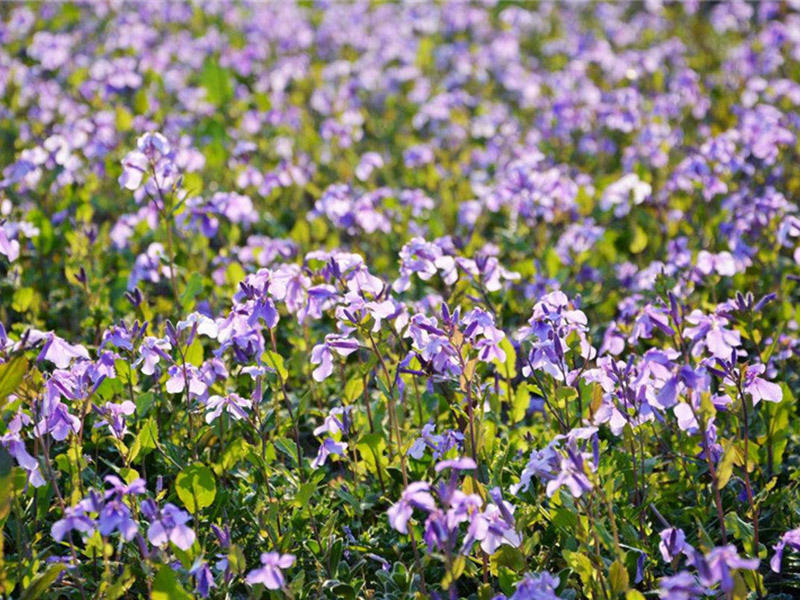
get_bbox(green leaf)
[152,565,192,600]
[11,287,34,313]
[184,339,204,367]
[262,350,288,380]
[99,566,134,600]
[175,462,216,514]
[136,417,159,454]
[490,545,525,572]
[717,441,737,490]
[20,564,66,600]
[563,550,594,587]
[344,376,364,402]
[609,560,629,595]
[512,383,533,422]
[294,480,318,507]
[441,554,466,589]
[180,272,204,311]
[274,438,299,467]
[227,544,246,575]
[0,357,28,402]
[629,224,648,254]
[200,58,233,107]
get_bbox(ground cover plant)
[2,1,800,598]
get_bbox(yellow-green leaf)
[0,357,28,402]
[609,560,629,595]
[175,462,216,514]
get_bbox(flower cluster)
[1,2,799,599]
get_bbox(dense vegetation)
[1,2,800,598]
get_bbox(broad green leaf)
[136,417,159,454]
[512,384,530,422]
[200,58,233,107]
[344,376,364,402]
[20,564,66,600]
[0,357,28,402]
[717,441,737,490]
[12,287,34,313]
[609,560,629,595]
[184,339,204,367]
[152,565,192,600]
[180,272,204,311]
[263,350,288,380]
[493,337,517,379]
[630,224,648,254]
[175,462,216,513]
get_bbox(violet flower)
[245,552,295,590]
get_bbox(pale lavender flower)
[165,364,207,397]
[136,336,172,375]
[37,334,90,369]
[310,335,359,382]
[245,552,295,589]
[659,527,692,562]
[204,393,251,423]
[683,310,741,360]
[690,545,759,592]
[355,152,384,180]
[771,527,800,573]
[509,571,562,600]
[143,501,196,551]
[657,571,707,600]
[52,500,96,542]
[387,482,436,534]
[742,364,782,405]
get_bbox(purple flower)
[600,173,651,217]
[434,457,477,472]
[118,150,148,191]
[93,400,136,439]
[683,310,741,360]
[0,228,20,262]
[35,398,81,441]
[52,500,96,542]
[407,423,464,461]
[657,571,707,600]
[165,364,207,397]
[311,437,348,469]
[771,527,800,573]
[310,334,359,382]
[659,527,692,562]
[403,144,434,168]
[355,152,384,181]
[509,571,562,600]
[742,364,782,405]
[144,502,196,551]
[204,393,251,423]
[245,552,295,589]
[136,336,172,375]
[190,561,216,598]
[511,443,560,495]
[387,482,436,534]
[542,432,598,499]
[690,545,759,592]
[37,334,90,369]
[695,251,737,277]
[97,497,138,541]
[473,491,521,554]
[137,132,171,160]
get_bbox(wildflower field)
[3,2,800,598]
